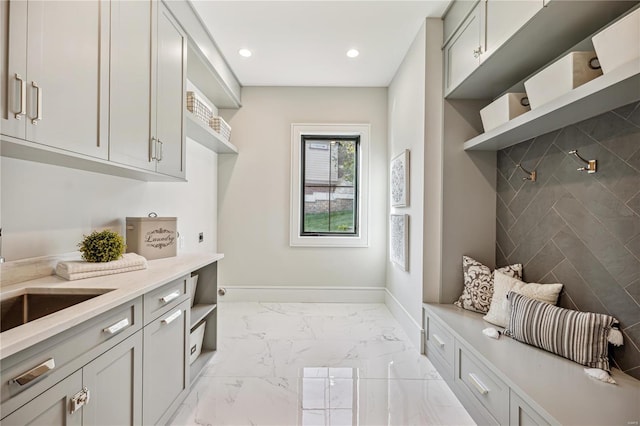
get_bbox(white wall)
[386,22,426,339]
[1,138,218,260]
[217,86,387,290]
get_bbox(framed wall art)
[390,214,409,271]
[390,149,410,207]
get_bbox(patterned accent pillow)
[483,271,563,327]
[454,256,522,313]
[505,292,618,371]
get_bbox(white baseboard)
[384,289,424,351]
[218,285,386,303]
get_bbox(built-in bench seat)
[423,303,640,426]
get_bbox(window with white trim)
[290,124,369,247]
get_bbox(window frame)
[290,123,370,248]
[299,134,360,237]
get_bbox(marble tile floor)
[170,302,475,426]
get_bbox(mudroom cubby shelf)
[189,260,219,382]
[464,59,640,151]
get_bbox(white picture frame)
[390,149,410,207]
[390,214,409,271]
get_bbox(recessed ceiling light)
[238,48,252,58]
[346,49,359,58]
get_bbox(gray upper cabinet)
[0,0,109,159]
[154,3,187,179]
[444,3,483,95]
[109,0,155,172]
[109,0,186,179]
[483,0,542,60]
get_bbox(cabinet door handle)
[473,47,482,58]
[15,73,26,119]
[432,334,445,348]
[150,137,157,161]
[162,309,182,325]
[11,358,55,386]
[468,373,490,395]
[157,140,163,161]
[160,290,180,304]
[103,318,130,335]
[31,81,42,125]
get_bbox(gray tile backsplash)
[496,101,640,380]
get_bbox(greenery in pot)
[78,230,126,263]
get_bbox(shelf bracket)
[568,150,597,173]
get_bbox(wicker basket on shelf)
[210,116,232,141]
[186,91,212,125]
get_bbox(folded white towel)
[56,253,147,281]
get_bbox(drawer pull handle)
[432,334,446,348]
[31,81,42,125]
[103,318,130,335]
[11,358,55,386]
[162,309,182,325]
[468,373,490,395]
[160,290,180,304]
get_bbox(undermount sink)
[0,288,113,333]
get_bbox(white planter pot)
[480,93,530,132]
[524,52,602,109]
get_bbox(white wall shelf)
[186,112,238,154]
[464,60,640,151]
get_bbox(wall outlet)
[198,232,204,243]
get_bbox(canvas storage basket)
[186,91,212,125]
[126,213,177,260]
[209,116,232,140]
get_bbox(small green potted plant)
[78,230,126,263]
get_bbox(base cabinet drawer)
[425,313,455,367]
[510,391,552,426]
[455,342,509,425]
[143,276,188,324]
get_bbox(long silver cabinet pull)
[162,309,182,325]
[150,137,157,160]
[432,334,446,348]
[160,290,180,304]
[157,140,163,161]
[468,373,490,395]
[15,73,26,119]
[11,358,55,386]
[103,318,130,335]
[31,81,42,125]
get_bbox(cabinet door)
[1,370,82,426]
[0,0,27,139]
[109,0,155,171]
[154,4,186,178]
[510,391,551,426]
[143,300,189,425]
[25,0,109,159]
[484,0,542,60]
[82,331,143,426]
[444,3,483,94]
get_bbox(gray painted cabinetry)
[0,0,109,158]
[423,303,640,426]
[109,0,186,179]
[0,260,220,426]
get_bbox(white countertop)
[0,252,223,360]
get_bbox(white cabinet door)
[154,3,186,179]
[444,3,483,94]
[0,0,27,139]
[25,0,109,159]
[484,0,542,60]
[109,0,155,171]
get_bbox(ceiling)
[190,1,452,87]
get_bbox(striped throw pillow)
[505,292,617,371]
